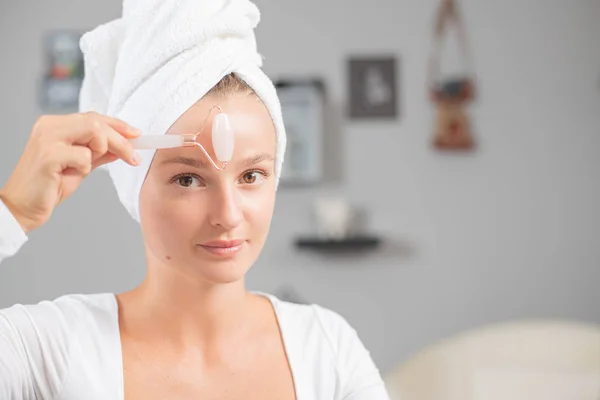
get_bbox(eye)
[240,170,268,185]
[172,173,203,188]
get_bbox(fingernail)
[132,152,141,165]
[132,128,142,136]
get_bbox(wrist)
[0,189,33,234]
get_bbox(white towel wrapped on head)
[78,0,286,223]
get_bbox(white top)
[0,200,390,400]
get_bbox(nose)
[208,184,243,230]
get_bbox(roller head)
[212,113,234,162]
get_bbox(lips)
[198,239,246,256]
[202,239,245,248]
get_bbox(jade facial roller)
[129,106,234,170]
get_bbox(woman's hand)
[0,112,141,233]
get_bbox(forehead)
[170,94,274,138]
[154,94,277,163]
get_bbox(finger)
[54,113,102,145]
[60,112,138,145]
[103,125,140,166]
[91,152,119,170]
[95,113,142,139]
[75,114,139,166]
[56,168,82,206]
[61,145,93,177]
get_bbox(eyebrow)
[160,153,274,169]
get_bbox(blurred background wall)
[0,0,599,374]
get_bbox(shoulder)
[264,293,369,365]
[1,292,116,328]
[0,292,117,354]
[0,293,118,398]
[265,294,389,398]
[263,293,357,348]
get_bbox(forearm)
[0,198,28,265]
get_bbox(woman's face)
[139,93,277,285]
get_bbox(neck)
[119,260,253,347]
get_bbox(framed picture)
[275,79,325,185]
[348,56,398,119]
[41,31,84,111]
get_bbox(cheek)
[243,187,275,236]
[140,179,204,253]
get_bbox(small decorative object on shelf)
[313,196,353,241]
[294,196,382,252]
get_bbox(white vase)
[313,197,353,241]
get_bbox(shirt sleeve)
[0,300,74,400]
[313,306,391,400]
[0,198,28,264]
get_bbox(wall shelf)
[294,235,382,252]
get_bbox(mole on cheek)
[165,255,172,260]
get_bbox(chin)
[195,262,248,285]
[188,246,254,285]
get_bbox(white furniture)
[384,320,600,400]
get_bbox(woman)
[0,1,390,400]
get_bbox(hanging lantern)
[427,0,477,150]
